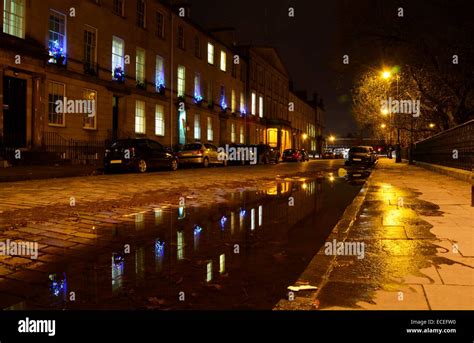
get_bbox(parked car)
[299,149,310,162]
[104,138,178,173]
[334,152,344,159]
[282,149,302,162]
[346,146,377,166]
[176,143,227,167]
[256,144,280,164]
[322,150,335,159]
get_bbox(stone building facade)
[0,0,324,161]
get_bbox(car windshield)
[350,147,369,153]
[181,144,202,151]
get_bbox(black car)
[282,149,302,162]
[256,144,280,164]
[346,146,376,166]
[104,138,178,173]
[299,149,310,162]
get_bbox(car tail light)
[195,150,204,155]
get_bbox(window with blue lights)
[48,10,67,65]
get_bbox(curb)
[413,161,472,183]
[273,173,371,310]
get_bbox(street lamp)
[381,70,392,80]
[381,109,389,115]
[380,123,386,129]
[329,135,335,143]
[302,133,308,140]
[429,123,435,129]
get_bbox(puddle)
[2,174,367,310]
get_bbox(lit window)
[220,51,226,71]
[3,0,25,38]
[207,43,214,64]
[135,100,146,134]
[155,55,165,91]
[194,73,201,100]
[136,48,146,85]
[83,89,97,129]
[112,36,125,79]
[240,92,245,114]
[207,117,213,141]
[48,82,65,126]
[259,96,263,118]
[155,104,164,136]
[231,123,236,143]
[240,125,244,144]
[251,92,256,115]
[194,114,201,140]
[48,10,67,65]
[231,89,236,112]
[177,65,185,97]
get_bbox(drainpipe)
[170,12,174,151]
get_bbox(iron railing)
[414,120,474,171]
[42,132,107,164]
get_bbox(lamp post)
[381,68,401,163]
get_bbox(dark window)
[178,26,185,49]
[231,60,237,78]
[194,35,201,58]
[137,0,146,28]
[156,11,164,38]
[113,0,124,16]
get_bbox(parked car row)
[104,139,291,173]
[281,149,310,162]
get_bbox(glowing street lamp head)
[429,123,435,128]
[302,133,308,140]
[380,123,386,129]
[329,135,335,143]
[381,70,392,80]
[381,109,389,115]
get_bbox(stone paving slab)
[275,158,473,310]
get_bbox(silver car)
[176,143,227,167]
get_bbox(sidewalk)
[275,158,474,310]
[0,165,100,183]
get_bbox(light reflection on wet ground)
[317,180,473,309]
[1,174,365,310]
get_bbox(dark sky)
[188,0,354,136]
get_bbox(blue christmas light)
[155,74,165,92]
[219,215,228,229]
[240,209,246,217]
[155,239,165,255]
[194,225,202,236]
[48,40,66,64]
[194,94,203,104]
[113,65,125,82]
[220,96,228,111]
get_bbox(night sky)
[189,0,353,136]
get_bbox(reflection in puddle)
[2,175,367,310]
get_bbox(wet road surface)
[0,165,369,310]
